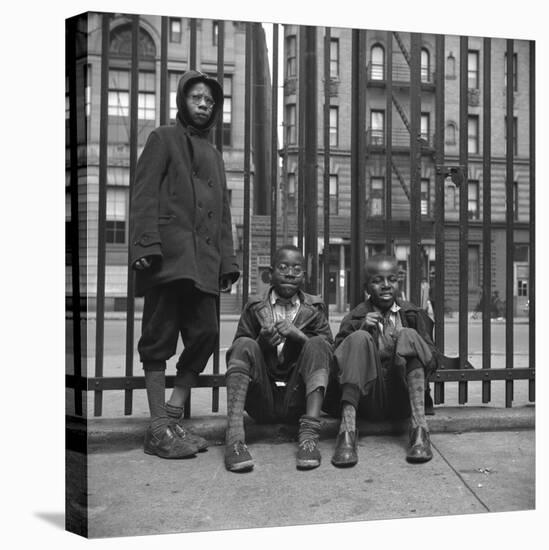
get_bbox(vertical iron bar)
[124,14,139,416]
[94,12,111,416]
[159,17,168,126]
[409,33,421,306]
[505,39,515,407]
[323,28,331,315]
[297,27,306,251]
[270,24,279,259]
[67,17,83,417]
[350,29,367,307]
[481,37,492,403]
[385,31,393,253]
[189,19,197,70]
[434,33,445,404]
[242,23,252,305]
[458,35,469,403]
[212,19,225,414]
[528,40,535,402]
[304,27,318,294]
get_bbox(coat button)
[208,179,213,187]
[208,211,213,218]
[206,237,211,244]
[197,201,203,208]
[193,171,198,177]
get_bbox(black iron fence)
[66,13,535,418]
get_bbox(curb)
[68,405,535,453]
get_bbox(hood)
[175,70,224,133]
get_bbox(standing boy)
[224,245,333,472]
[324,255,440,467]
[130,71,239,459]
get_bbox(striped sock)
[339,402,357,434]
[406,367,428,430]
[225,368,251,446]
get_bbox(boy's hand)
[275,319,307,343]
[134,256,153,271]
[219,276,233,293]
[360,311,382,330]
[259,325,282,347]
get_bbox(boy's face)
[366,259,399,311]
[185,82,215,127]
[270,249,305,299]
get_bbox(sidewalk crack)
[431,440,490,512]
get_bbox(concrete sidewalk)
[67,405,535,539]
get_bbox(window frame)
[169,18,182,43]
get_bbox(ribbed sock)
[406,367,428,430]
[225,369,251,446]
[339,402,357,434]
[145,370,169,436]
[165,402,183,422]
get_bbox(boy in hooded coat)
[130,71,240,459]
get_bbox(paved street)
[69,429,534,539]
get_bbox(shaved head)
[364,255,398,283]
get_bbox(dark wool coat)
[334,298,441,374]
[231,288,334,380]
[130,71,239,297]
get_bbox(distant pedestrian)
[223,245,333,472]
[130,71,240,459]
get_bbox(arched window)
[109,23,156,60]
[108,24,157,145]
[446,52,456,79]
[371,44,385,80]
[445,122,457,145]
[421,48,430,83]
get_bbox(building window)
[370,176,384,216]
[221,75,232,146]
[370,44,385,80]
[468,245,480,288]
[169,71,182,121]
[504,52,518,91]
[445,121,457,145]
[446,52,456,79]
[329,174,338,214]
[421,112,430,145]
[108,69,155,144]
[370,110,385,145]
[468,115,479,154]
[421,48,430,82]
[286,104,297,144]
[286,35,297,78]
[330,38,339,79]
[468,50,479,89]
[468,180,479,219]
[446,183,457,211]
[84,64,91,118]
[212,21,219,46]
[287,172,296,214]
[505,116,518,156]
[108,69,130,117]
[421,178,430,216]
[329,106,339,147]
[138,71,156,120]
[106,188,127,244]
[169,18,182,43]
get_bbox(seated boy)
[224,244,333,472]
[324,254,440,468]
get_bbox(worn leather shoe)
[225,441,254,472]
[171,422,209,452]
[144,425,198,459]
[406,426,433,463]
[331,430,358,467]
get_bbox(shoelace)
[233,441,248,455]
